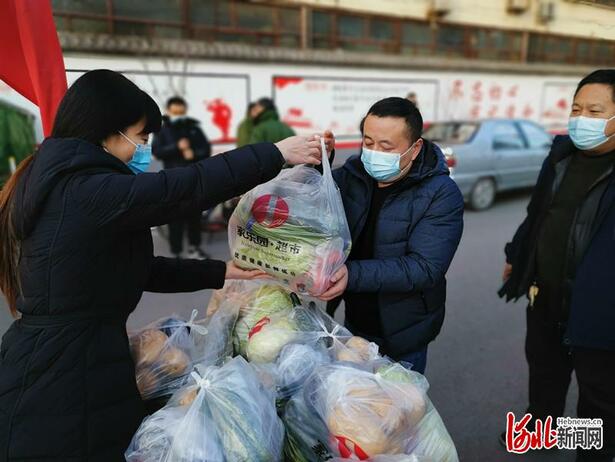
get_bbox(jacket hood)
[254,108,279,125]
[343,139,450,189]
[12,137,131,239]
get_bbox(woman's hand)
[275,135,322,165]
[321,130,335,155]
[314,265,348,302]
[225,261,270,280]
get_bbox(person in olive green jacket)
[249,97,295,143]
[236,102,257,148]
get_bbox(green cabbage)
[232,284,294,357]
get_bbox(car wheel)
[469,178,496,211]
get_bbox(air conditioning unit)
[429,0,452,17]
[507,0,531,14]
[538,1,556,23]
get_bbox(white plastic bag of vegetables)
[245,302,357,364]
[283,363,458,462]
[228,139,351,296]
[129,305,238,401]
[125,356,285,462]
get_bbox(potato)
[401,383,427,428]
[336,336,374,363]
[327,404,403,456]
[136,367,159,397]
[158,347,190,377]
[132,330,168,365]
[178,388,198,407]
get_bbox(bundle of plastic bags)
[129,305,238,401]
[228,139,351,296]
[283,362,459,462]
[129,310,208,400]
[125,356,285,462]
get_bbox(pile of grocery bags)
[125,281,459,462]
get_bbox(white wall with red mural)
[1,54,581,150]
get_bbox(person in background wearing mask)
[499,69,615,461]
[152,96,211,259]
[0,70,326,461]
[249,97,295,144]
[317,97,464,374]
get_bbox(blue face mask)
[361,141,417,182]
[120,131,152,174]
[568,115,615,151]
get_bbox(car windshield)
[424,122,479,144]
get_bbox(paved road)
[0,186,579,461]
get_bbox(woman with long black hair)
[0,69,326,461]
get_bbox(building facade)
[2,0,614,147]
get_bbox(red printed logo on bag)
[334,436,370,460]
[248,317,271,339]
[251,194,289,228]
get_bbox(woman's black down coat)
[0,138,284,461]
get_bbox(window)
[401,22,432,55]
[528,34,575,64]
[519,122,552,149]
[237,4,274,31]
[471,29,523,60]
[594,41,615,64]
[424,122,479,144]
[338,15,364,39]
[279,9,300,47]
[370,19,394,41]
[52,0,107,14]
[435,25,466,57]
[311,11,333,49]
[113,0,182,22]
[190,0,232,27]
[336,15,367,51]
[55,16,108,33]
[52,0,109,33]
[280,9,300,33]
[492,123,525,150]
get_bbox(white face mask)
[360,141,417,182]
[568,115,615,150]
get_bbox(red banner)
[0,0,67,136]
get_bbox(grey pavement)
[0,185,579,462]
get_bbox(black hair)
[52,69,161,144]
[256,97,276,112]
[360,97,423,142]
[575,69,615,102]
[166,96,188,108]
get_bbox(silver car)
[424,119,553,210]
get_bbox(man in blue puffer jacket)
[318,97,464,373]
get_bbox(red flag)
[0,0,67,136]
